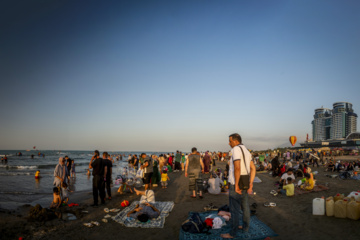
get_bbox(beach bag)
[136,169,144,178]
[237,145,250,190]
[181,213,208,234]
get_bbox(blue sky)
[1,0,359,151]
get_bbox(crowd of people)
[48,139,360,237]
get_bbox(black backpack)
[181,213,208,234]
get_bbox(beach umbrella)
[289,136,297,146]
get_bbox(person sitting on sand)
[50,187,61,209]
[327,161,335,172]
[133,188,155,204]
[277,177,294,197]
[300,173,314,191]
[280,169,295,187]
[117,176,134,195]
[207,172,223,195]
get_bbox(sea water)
[0,150,164,209]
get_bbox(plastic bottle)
[334,199,347,218]
[326,196,334,217]
[346,200,360,220]
[313,198,325,215]
[334,193,344,202]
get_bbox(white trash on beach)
[110,208,120,213]
[104,214,112,218]
[91,221,100,226]
[104,208,110,213]
[83,223,93,228]
[102,219,108,223]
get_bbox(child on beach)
[61,182,70,204]
[117,177,134,194]
[71,160,76,178]
[161,169,170,188]
[50,187,61,209]
[301,173,314,191]
[35,170,41,179]
[278,177,294,196]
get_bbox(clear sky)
[1,0,359,152]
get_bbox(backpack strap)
[237,145,249,175]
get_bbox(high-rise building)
[311,102,357,140]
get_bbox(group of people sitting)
[325,159,360,172]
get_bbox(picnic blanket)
[112,201,174,228]
[179,211,278,240]
[253,176,262,183]
[294,185,329,195]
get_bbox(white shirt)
[228,145,252,185]
[207,177,223,195]
[281,173,295,184]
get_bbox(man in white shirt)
[221,133,256,239]
[280,169,295,185]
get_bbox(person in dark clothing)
[271,156,280,177]
[89,150,106,207]
[103,152,113,200]
[65,156,72,182]
[185,147,204,198]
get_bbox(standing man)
[141,153,153,190]
[185,147,204,199]
[174,151,181,172]
[89,150,106,207]
[221,133,256,238]
[103,152,113,200]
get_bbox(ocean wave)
[0,165,38,170]
[0,172,31,176]
[0,191,37,195]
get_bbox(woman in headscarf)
[203,151,211,174]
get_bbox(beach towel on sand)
[179,211,278,240]
[112,201,174,228]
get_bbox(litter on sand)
[110,208,120,213]
[91,221,100,226]
[104,214,112,218]
[264,202,276,207]
[104,208,110,213]
[83,223,93,228]
[102,219,108,223]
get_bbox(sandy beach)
[1,158,360,240]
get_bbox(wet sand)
[1,159,360,240]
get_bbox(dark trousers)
[105,175,111,198]
[93,175,105,205]
[175,161,181,170]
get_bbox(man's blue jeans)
[229,184,250,236]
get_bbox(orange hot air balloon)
[289,136,297,146]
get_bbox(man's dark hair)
[137,213,149,223]
[65,155,68,158]
[53,187,59,193]
[141,153,146,157]
[191,147,197,153]
[229,133,242,144]
[103,152,108,157]
[94,150,100,156]
[287,168,293,173]
[287,177,293,182]
[304,173,310,178]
